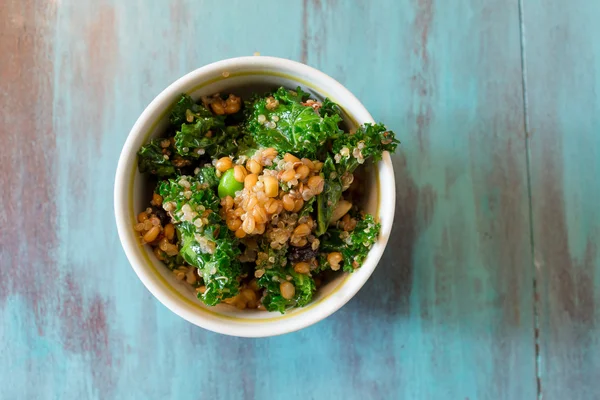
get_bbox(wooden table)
[2,1,598,399]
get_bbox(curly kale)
[256,241,289,270]
[159,252,185,271]
[258,267,316,313]
[251,237,315,313]
[136,89,399,312]
[137,138,177,177]
[319,98,343,119]
[316,124,399,235]
[247,86,342,158]
[319,214,380,272]
[169,94,214,128]
[177,123,249,159]
[195,166,220,189]
[316,157,343,235]
[235,133,260,158]
[158,175,241,305]
[157,175,220,214]
[331,123,399,173]
[299,196,316,218]
[178,225,241,306]
[169,94,250,159]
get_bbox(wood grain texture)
[4,0,590,398]
[301,1,536,399]
[522,1,600,398]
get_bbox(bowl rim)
[114,56,395,337]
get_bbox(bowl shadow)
[345,153,418,319]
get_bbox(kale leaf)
[196,166,220,189]
[319,97,343,119]
[158,252,185,270]
[247,87,342,158]
[178,225,241,306]
[158,175,241,305]
[137,138,177,177]
[316,124,399,235]
[170,94,250,159]
[175,122,248,159]
[299,196,316,218]
[331,123,399,174]
[319,213,380,272]
[157,175,220,215]
[258,267,316,313]
[236,133,260,158]
[256,241,289,270]
[170,94,214,128]
[316,157,343,235]
[173,116,225,158]
[253,236,315,313]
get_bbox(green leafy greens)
[195,166,220,189]
[170,94,215,128]
[247,87,342,157]
[319,214,381,272]
[316,123,399,235]
[135,88,399,313]
[258,267,316,313]
[158,175,241,305]
[137,138,177,177]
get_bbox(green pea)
[218,168,244,198]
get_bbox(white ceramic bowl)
[114,56,395,337]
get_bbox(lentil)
[284,153,300,163]
[254,223,266,235]
[216,157,233,172]
[244,173,258,190]
[281,169,296,182]
[137,211,149,223]
[227,218,242,231]
[246,159,262,175]
[233,165,247,182]
[143,226,160,242]
[242,216,256,234]
[307,175,325,195]
[235,227,247,238]
[282,194,295,211]
[294,262,310,274]
[293,223,311,237]
[263,176,279,197]
[164,223,175,241]
[293,199,304,213]
[280,281,295,300]
[296,164,310,180]
[253,206,268,224]
[265,199,282,214]
[327,252,343,271]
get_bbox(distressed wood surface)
[522,1,600,399]
[0,0,596,399]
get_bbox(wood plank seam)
[517,0,542,399]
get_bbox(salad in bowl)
[133,86,398,313]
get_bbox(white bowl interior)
[116,57,395,336]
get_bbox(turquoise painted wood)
[0,0,597,399]
[523,1,600,398]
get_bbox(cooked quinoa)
[135,87,399,313]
